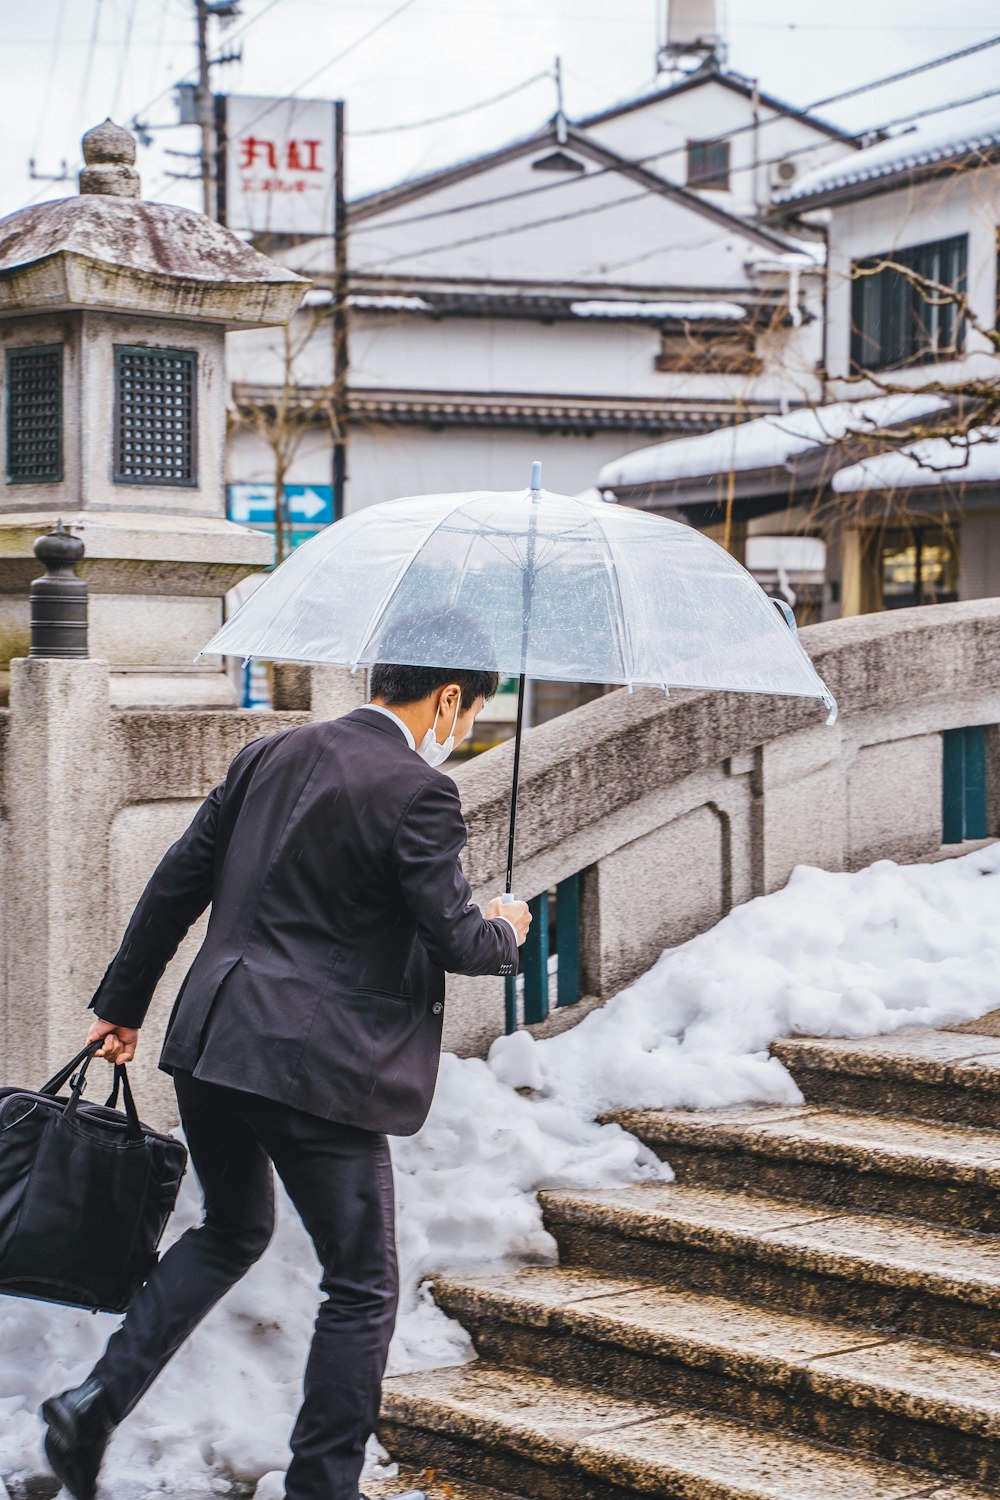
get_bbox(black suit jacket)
[89,708,519,1136]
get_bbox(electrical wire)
[29,0,69,163]
[73,0,103,132]
[358,80,1000,272]
[348,34,1000,241]
[145,0,424,200]
[233,0,422,140]
[111,0,141,120]
[809,31,1000,109]
[350,70,551,136]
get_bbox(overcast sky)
[1,0,998,217]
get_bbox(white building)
[227,59,855,517]
[600,99,1000,621]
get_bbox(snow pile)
[834,428,1000,494]
[569,299,747,321]
[598,391,950,490]
[3,844,1000,1496]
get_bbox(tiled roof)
[776,98,1000,208]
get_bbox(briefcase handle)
[40,1042,144,1142]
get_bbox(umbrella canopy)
[200,484,836,719]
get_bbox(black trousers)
[90,1070,399,1500]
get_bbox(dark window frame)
[687,138,730,190]
[5,343,63,485]
[113,343,198,488]
[850,233,968,373]
[655,323,760,374]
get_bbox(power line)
[234,0,421,141]
[349,34,1000,240]
[111,0,141,120]
[809,31,1000,109]
[29,0,69,162]
[358,81,1000,272]
[350,69,551,136]
[129,0,286,131]
[73,0,103,132]
[146,0,422,201]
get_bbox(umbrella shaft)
[505,673,527,895]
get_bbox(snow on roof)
[833,428,1000,492]
[301,290,434,311]
[570,298,746,320]
[350,293,434,311]
[599,393,950,489]
[777,97,1000,206]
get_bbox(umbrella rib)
[350,494,474,668]
[581,496,632,683]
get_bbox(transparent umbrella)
[200,464,836,890]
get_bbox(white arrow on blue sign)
[228,483,334,527]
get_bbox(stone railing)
[1,599,999,1127]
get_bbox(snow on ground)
[4,844,1000,1496]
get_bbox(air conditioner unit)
[769,157,799,192]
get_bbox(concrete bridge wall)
[1,599,998,1128]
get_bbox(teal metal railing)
[504,872,582,1033]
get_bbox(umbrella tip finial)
[530,460,542,492]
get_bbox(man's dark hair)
[369,608,499,709]
[369,662,499,709]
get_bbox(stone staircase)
[376,1027,1000,1499]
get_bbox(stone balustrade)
[1,598,998,1127]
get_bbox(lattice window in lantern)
[6,344,63,484]
[114,345,197,486]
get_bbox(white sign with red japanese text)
[225,95,337,236]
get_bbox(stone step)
[379,1359,992,1500]
[603,1104,1000,1231]
[539,1181,1000,1349]
[363,1465,524,1500]
[431,1264,1000,1487]
[771,1029,1000,1129]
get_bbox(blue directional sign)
[227,482,334,528]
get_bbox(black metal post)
[332,99,348,521]
[29,520,88,658]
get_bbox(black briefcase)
[0,1041,188,1313]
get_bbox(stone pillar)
[308,663,367,720]
[750,721,847,896]
[4,657,113,1082]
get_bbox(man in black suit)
[40,655,531,1500]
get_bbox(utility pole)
[190,0,241,219]
[194,0,215,217]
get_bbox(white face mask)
[417,699,461,767]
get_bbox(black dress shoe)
[40,1376,116,1500]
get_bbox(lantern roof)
[0,119,308,328]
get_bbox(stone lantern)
[0,118,308,706]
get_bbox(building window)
[880,524,959,608]
[113,345,197,486]
[5,344,62,484]
[656,325,759,374]
[851,234,967,372]
[687,139,730,189]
